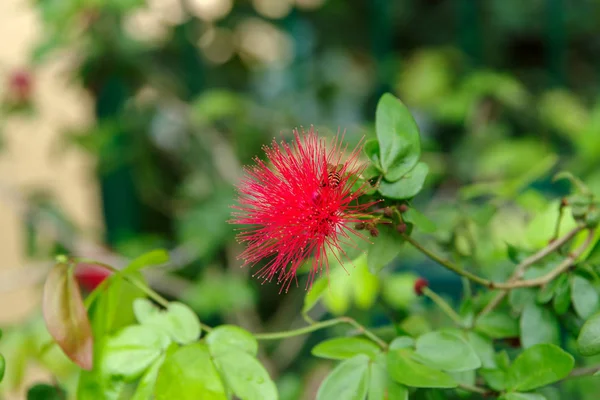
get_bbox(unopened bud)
[414,278,429,296]
[396,223,407,234]
[383,207,394,218]
[369,228,379,237]
[398,204,409,213]
[355,222,366,230]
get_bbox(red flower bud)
[414,278,429,296]
[8,70,33,102]
[398,204,409,213]
[75,263,112,291]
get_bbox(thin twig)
[568,365,600,379]
[422,287,465,328]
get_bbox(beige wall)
[0,0,101,323]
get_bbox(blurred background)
[3,0,600,398]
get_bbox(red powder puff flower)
[231,127,376,291]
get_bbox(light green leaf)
[103,325,171,380]
[302,278,328,314]
[506,344,574,391]
[214,351,277,400]
[403,208,436,233]
[375,93,421,181]
[133,300,201,345]
[415,331,481,371]
[312,337,381,360]
[571,276,599,319]
[364,139,382,170]
[132,355,165,400]
[389,336,415,350]
[500,393,547,400]
[577,312,600,356]
[206,325,258,356]
[466,332,496,369]
[480,368,506,391]
[378,163,429,200]
[154,343,226,400]
[387,349,457,388]
[317,355,370,400]
[367,225,404,273]
[368,353,408,400]
[123,250,169,274]
[475,311,519,339]
[520,303,560,348]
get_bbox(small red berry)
[414,278,429,296]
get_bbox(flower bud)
[355,222,366,230]
[383,207,394,218]
[414,278,429,296]
[396,223,407,234]
[369,227,379,237]
[398,204,409,213]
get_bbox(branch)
[568,365,600,379]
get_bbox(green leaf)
[552,275,571,315]
[76,369,124,400]
[378,163,429,200]
[122,250,169,274]
[302,278,328,314]
[387,349,457,388]
[403,208,436,233]
[506,344,574,391]
[480,369,506,391]
[577,312,600,356]
[317,354,370,400]
[103,325,171,380]
[510,288,536,312]
[27,383,67,400]
[389,336,415,350]
[154,343,226,400]
[206,325,258,357]
[414,331,481,371]
[214,351,278,400]
[42,261,93,370]
[571,276,599,319]
[0,354,4,383]
[368,353,409,400]
[375,93,421,181]
[364,139,382,170]
[134,299,201,344]
[367,225,404,273]
[466,332,496,368]
[475,311,519,339]
[132,355,165,400]
[312,337,380,360]
[520,303,560,348]
[500,393,547,400]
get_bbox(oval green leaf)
[132,355,165,400]
[475,311,519,339]
[214,351,277,400]
[134,299,201,345]
[317,354,370,400]
[206,325,258,357]
[42,261,93,370]
[520,303,560,348]
[378,163,429,200]
[123,250,169,274]
[312,337,381,360]
[577,312,600,356]
[415,331,481,372]
[155,343,226,400]
[506,343,574,391]
[571,276,599,319]
[103,325,171,380]
[368,353,408,400]
[389,336,415,350]
[367,225,404,273]
[387,349,457,388]
[375,93,421,181]
[500,393,547,400]
[403,208,436,233]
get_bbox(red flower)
[231,127,375,291]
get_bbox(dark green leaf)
[122,250,169,274]
[414,331,481,371]
[312,337,381,360]
[27,383,67,400]
[368,353,408,400]
[103,325,171,380]
[520,303,560,348]
[552,275,571,315]
[133,299,201,344]
[214,351,277,400]
[506,344,574,391]
[367,225,404,273]
[154,344,226,400]
[403,208,436,233]
[577,312,600,356]
[375,93,421,181]
[387,349,457,388]
[317,354,370,400]
[378,163,429,200]
[475,311,519,339]
[206,325,257,357]
[0,354,4,383]
[42,261,93,370]
[571,276,599,319]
